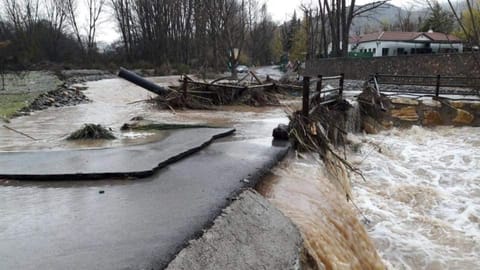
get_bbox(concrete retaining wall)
[358,88,480,133]
[166,190,303,270]
[305,53,480,80]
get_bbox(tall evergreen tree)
[420,1,455,33]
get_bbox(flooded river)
[348,126,480,269]
[0,76,286,151]
[2,74,478,269]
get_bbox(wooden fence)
[302,74,345,117]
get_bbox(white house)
[349,31,463,57]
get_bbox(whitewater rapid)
[348,126,480,269]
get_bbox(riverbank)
[0,70,113,119]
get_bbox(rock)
[272,124,289,140]
[421,98,442,108]
[453,109,474,125]
[471,103,480,110]
[423,111,443,126]
[390,106,419,121]
[362,116,380,134]
[391,97,419,106]
[450,101,465,109]
[381,120,394,129]
[20,86,91,114]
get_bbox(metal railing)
[302,73,344,117]
[370,74,480,97]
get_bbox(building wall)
[352,41,463,57]
[305,53,479,80]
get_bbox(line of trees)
[0,0,107,66]
[110,0,279,71]
[0,0,478,71]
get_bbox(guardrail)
[302,73,344,117]
[370,74,480,97]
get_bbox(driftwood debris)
[178,75,280,107]
[67,124,116,140]
[3,125,38,140]
[118,68,300,109]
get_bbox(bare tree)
[85,0,106,53]
[65,0,105,56]
[65,0,84,51]
[45,0,68,59]
[446,0,480,46]
[111,0,136,59]
[321,0,387,57]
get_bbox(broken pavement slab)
[166,190,303,270]
[0,127,234,180]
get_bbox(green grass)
[0,93,37,118]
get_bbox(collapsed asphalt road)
[0,138,289,270]
[0,128,234,180]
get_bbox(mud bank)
[166,190,303,270]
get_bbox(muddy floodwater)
[257,154,385,269]
[0,76,288,151]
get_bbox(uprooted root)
[67,124,116,140]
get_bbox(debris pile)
[288,103,364,200]
[238,88,280,107]
[153,82,282,110]
[117,68,289,110]
[67,124,116,140]
[21,87,91,113]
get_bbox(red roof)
[352,31,462,44]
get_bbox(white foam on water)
[348,126,480,269]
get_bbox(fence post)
[339,73,345,99]
[316,75,323,92]
[182,77,188,103]
[302,76,311,118]
[316,75,323,104]
[435,75,441,97]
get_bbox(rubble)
[19,86,91,114]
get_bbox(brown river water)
[1,76,478,269]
